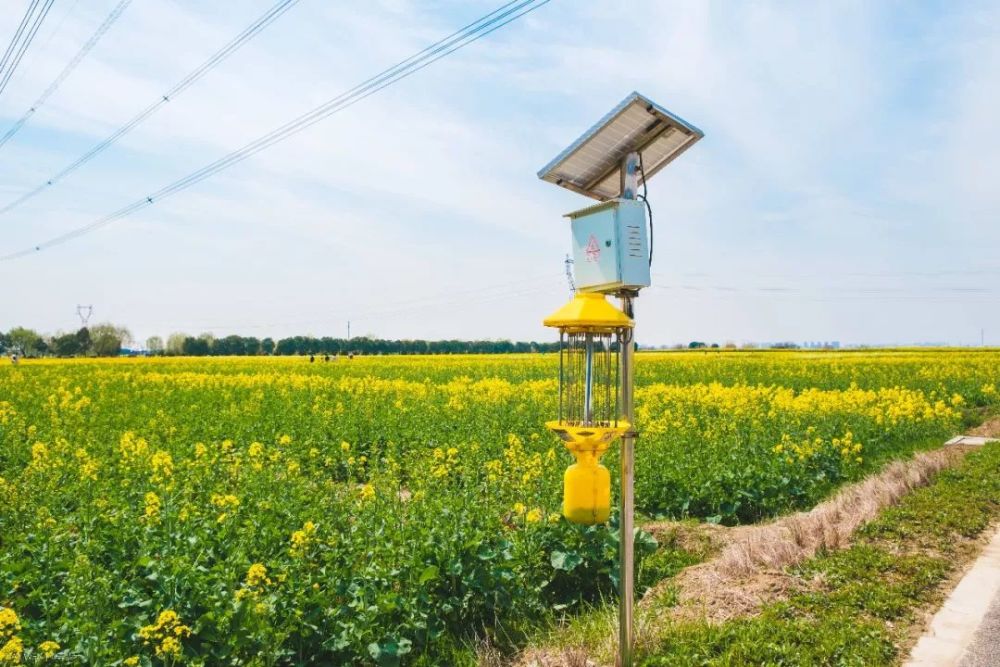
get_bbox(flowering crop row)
[0,351,996,664]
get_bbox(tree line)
[1,326,559,357]
[1,325,132,357]
[152,333,559,356]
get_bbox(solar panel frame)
[537,91,704,201]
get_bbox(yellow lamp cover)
[542,293,633,332]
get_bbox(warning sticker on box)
[584,235,601,262]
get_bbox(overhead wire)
[0,0,301,216]
[0,0,554,261]
[0,0,56,100]
[0,0,42,76]
[0,0,134,150]
[160,273,566,332]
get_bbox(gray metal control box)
[567,198,650,293]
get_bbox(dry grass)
[968,416,1000,438]
[663,446,973,622]
[514,647,595,667]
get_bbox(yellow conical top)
[543,293,633,331]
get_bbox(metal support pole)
[617,292,636,667]
[617,150,641,667]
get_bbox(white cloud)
[0,0,997,346]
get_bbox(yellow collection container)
[546,422,629,525]
[563,444,611,524]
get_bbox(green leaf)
[418,564,439,585]
[550,550,583,572]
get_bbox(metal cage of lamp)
[557,329,621,429]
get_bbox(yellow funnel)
[543,293,633,332]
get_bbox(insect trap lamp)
[544,293,633,525]
[537,91,703,667]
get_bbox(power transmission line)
[161,272,564,332]
[0,0,134,150]
[0,0,301,216]
[0,0,554,262]
[0,0,56,100]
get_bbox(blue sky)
[0,0,997,346]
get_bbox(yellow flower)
[138,610,191,660]
[512,502,526,515]
[340,441,350,453]
[290,521,317,557]
[0,608,19,639]
[0,637,22,665]
[149,450,173,481]
[246,563,271,589]
[248,442,264,457]
[194,442,207,458]
[548,512,561,524]
[143,492,161,521]
[278,434,292,446]
[157,636,182,658]
[38,641,59,658]
[30,442,48,468]
[525,508,543,523]
[360,483,375,501]
[210,494,240,510]
[123,657,140,667]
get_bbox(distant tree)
[52,332,83,356]
[198,333,216,353]
[242,337,261,356]
[90,323,132,357]
[146,336,164,355]
[261,337,275,355]
[182,336,210,356]
[7,327,43,355]
[0,331,8,353]
[76,327,91,353]
[214,335,251,356]
[166,333,187,356]
[710,343,720,349]
[724,341,737,349]
[688,341,707,349]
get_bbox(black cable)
[637,151,653,267]
[0,0,41,74]
[0,0,55,100]
[0,0,553,261]
[0,0,301,216]
[0,0,134,150]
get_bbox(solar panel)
[537,92,704,201]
